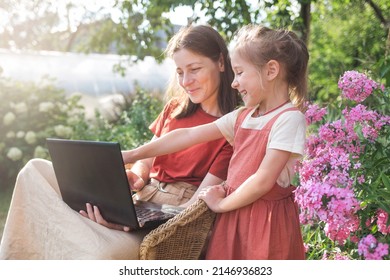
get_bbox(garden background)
[0,0,389,260]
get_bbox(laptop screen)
[46,138,140,228]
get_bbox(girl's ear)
[218,53,225,72]
[266,60,280,80]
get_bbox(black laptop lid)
[46,138,139,228]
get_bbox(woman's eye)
[191,68,201,73]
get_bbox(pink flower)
[321,250,350,260]
[305,103,327,125]
[358,234,389,260]
[377,209,390,235]
[338,71,381,103]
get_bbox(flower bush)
[0,76,88,190]
[0,76,162,191]
[296,70,390,260]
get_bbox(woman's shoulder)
[162,98,186,116]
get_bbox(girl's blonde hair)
[233,25,309,111]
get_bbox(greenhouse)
[0,48,173,97]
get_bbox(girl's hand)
[198,185,226,213]
[79,203,131,232]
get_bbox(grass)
[0,187,13,242]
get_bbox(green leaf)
[381,174,390,190]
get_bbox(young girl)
[122,24,308,259]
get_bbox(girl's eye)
[191,68,201,73]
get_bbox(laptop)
[46,138,183,230]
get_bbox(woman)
[0,24,239,259]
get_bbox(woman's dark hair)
[165,24,240,118]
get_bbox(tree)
[1,0,389,102]
[0,0,114,52]
[308,0,389,102]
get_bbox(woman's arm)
[122,122,223,164]
[125,136,157,190]
[79,203,131,232]
[199,149,291,213]
[126,158,153,190]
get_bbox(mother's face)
[173,48,224,108]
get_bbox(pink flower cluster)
[321,251,350,260]
[296,132,361,243]
[338,70,382,102]
[305,103,327,125]
[377,209,390,235]
[358,234,389,260]
[296,71,390,250]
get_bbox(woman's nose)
[181,73,193,87]
[231,79,238,89]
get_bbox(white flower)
[39,102,55,113]
[54,125,73,138]
[67,115,84,126]
[34,145,47,158]
[57,102,68,113]
[16,131,25,138]
[7,147,23,161]
[3,112,16,126]
[11,102,28,114]
[25,131,37,144]
[6,131,15,138]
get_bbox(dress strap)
[234,108,252,136]
[263,107,299,130]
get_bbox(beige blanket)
[0,159,148,260]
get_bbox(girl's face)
[230,51,264,107]
[173,48,224,114]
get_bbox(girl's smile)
[230,52,263,108]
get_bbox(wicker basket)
[139,199,216,260]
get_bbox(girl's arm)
[200,149,291,213]
[122,122,223,164]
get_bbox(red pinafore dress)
[205,107,306,260]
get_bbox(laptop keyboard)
[135,207,174,223]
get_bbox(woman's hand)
[198,185,226,213]
[79,203,131,232]
[125,169,146,191]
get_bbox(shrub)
[80,86,164,149]
[297,70,390,260]
[0,76,87,190]
[0,76,163,190]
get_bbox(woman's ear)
[266,60,280,80]
[218,53,225,72]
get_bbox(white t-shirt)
[214,103,306,188]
